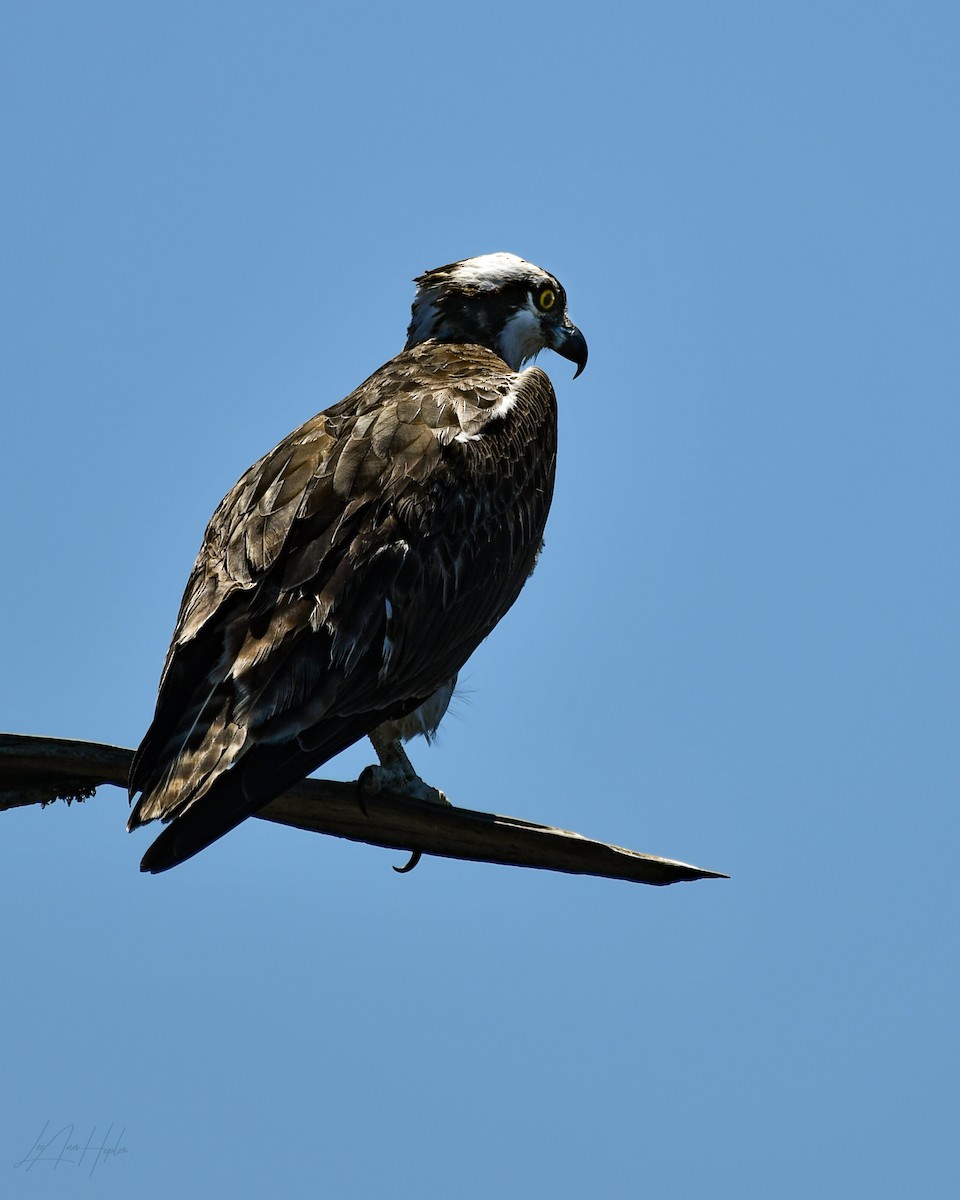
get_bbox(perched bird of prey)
[128,252,587,872]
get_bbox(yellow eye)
[537,287,556,311]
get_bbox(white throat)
[497,302,544,371]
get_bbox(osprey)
[129,252,588,872]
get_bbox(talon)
[357,766,385,816]
[357,762,452,806]
[358,765,382,797]
[365,729,453,806]
[394,850,422,874]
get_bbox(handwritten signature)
[13,1121,128,1176]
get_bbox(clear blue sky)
[3,3,957,1196]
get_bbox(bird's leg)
[359,727,451,805]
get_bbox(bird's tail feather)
[138,770,259,873]
[135,713,387,872]
[128,708,244,830]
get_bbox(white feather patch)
[446,252,537,291]
[497,301,545,372]
[454,379,523,442]
[377,676,457,743]
[381,596,396,671]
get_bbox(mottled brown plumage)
[129,253,587,872]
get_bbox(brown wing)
[129,341,557,869]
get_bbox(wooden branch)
[0,733,727,887]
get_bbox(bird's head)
[404,252,588,378]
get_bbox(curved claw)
[355,772,374,817]
[393,849,422,874]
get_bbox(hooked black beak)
[550,317,588,378]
